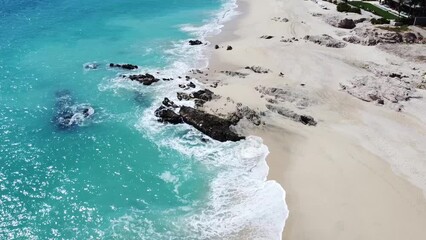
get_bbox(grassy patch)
[349,1,399,20]
[377,25,410,32]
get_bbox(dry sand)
[199,0,426,239]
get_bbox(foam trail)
[100,0,289,238]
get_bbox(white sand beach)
[200,0,426,239]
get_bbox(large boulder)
[179,106,245,142]
[403,32,417,43]
[338,18,356,29]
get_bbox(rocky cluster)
[109,63,138,70]
[245,66,270,74]
[126,73,160,85]
[256,86,315,109]
[340,72,423,110]
[155,99,244,142]
[266,105,317,126]
[304,34,347,48]
[344,28,425,46]
[177,89,215,107]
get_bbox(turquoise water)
[0,0,287,239]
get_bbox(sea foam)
[101,0,289,239]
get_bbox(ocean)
[0,0,288,239]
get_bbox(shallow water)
[0,0,287,239]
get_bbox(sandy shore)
[199,0,426,239]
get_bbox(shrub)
[371,18,390,25]
[337,3,361,14]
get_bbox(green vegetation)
[336,3,361,14]
[349,1,399,20]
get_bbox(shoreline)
[201,0,426,239]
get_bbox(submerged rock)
[53,90,94,129]
[83,62,99,70]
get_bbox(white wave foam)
[99,0,288,239]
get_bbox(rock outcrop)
[109,63,138,70]
[266,104,317,126]
[304,34,347,48]
[176,89,215,107]
[340,71,423,110]
[228,105,263,126]
[179,106,245,142]
[338,18,356,29]
[189,40,203,45]
[345,27,425,46]
[155,106,183,124]
[155,104,244,142]
[127,73,160,85]
[245,66,270,73]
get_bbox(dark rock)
[192,89,214,101]
[403,32,417,43]
[177,92,191,101]
[298,115,317,126]
[215,45,220,49]
[194,99,206,108]
[338,18,356,29]
[188,82,196,88]
[179,106,244,142]
[261,35,274,39]
[155,106,182,124]
[109,63,138,70]
[162,98,178,108]
[354,18,367,24]
[389,73,408,79]
[226,46,233,50]
[245,66,269,73]
[179,84,186,89]
[128,73,160,85]
[377,99,385,105]
[189,40,203,45]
